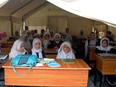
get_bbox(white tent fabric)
[0,0,9,8]
[47,0,116,27]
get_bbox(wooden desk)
[44,48,57,54]
[0,55,9,69]
[46,54,56,58]
[88,46,96,61]
[1,42,13,48]
[0,48,10,55]
[0,60,2,68]
[95,54,116,87]
[110,42,116,46]
[96,54,116,75]
[0,48,10,68]
[2,59,91,87]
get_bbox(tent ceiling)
[0,0,32,16]
[13,0,47,18]
[0,0,47,18]
[0,0,115,27]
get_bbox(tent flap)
[47,0,116,27]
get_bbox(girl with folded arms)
[57,41,75,59]
[95,37,116,54]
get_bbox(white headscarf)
[54,33,61,43]
[32,38,43,58]
[9,39,26,59]
[20,33,32,49]
[96,37,112,51]
[43,31,51,38]
[43,31,51,48]
[57,41,75,59]
[61,32,69,42]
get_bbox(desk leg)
[100,75,105,87]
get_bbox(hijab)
[57,41,75,59]
[43,31,51,48]
[32,38,43,58]
[20,33,31,49]
[43,31,51,40]
[61,32,70,42]
[54,33,61,43]
[96,37,112,51]
[9,39,26,59]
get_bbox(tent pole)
[10,16,13,36]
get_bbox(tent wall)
[67,17,93,36]
[12,17,23,35]
[25,4,94,36]
[0,16,11,41]
[0,1,116,40]
[108,26,116,39]
[47,16,67,33]
[0,16,22,39]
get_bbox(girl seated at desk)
[29,38,45,59]
[49,33,62,49]
[95,37,116,54]
[42,31,51,49]
[57,41,75,59]
[85,32,100,63]
[9,39,27,59]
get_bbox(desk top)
[44,48,57,54]
[110,42,116,45]
[96,54,116,60]
[96,54,116,75]
[2,59,91,70]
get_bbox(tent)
[47,0,116,27]
[0,0,115,37]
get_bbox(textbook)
[61,59,74,64]
[0,55,7,59]
[39,58,54,64]
[40,58,60,67]
[47,60,60,67]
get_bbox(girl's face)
[63,45,70,53]
[44,34,50,39]
[90,33,96,40]
[62,34,66,39]
[50,31,53,36]
[102,40,108,48]
[17,43,24,52]
[34,42,40,50]
[55,35,60,42]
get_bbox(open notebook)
[39,58,60,67]
[98,53,116,57]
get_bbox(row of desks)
[2,59,91,87]
[0,46,91,87]
[0,48,57,54]
[1,54,116,87]
[0,44,116,86]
